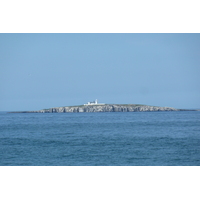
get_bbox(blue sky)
[0,33,200,111]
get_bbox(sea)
[0,111,199,166]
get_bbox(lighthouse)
[84,99,105,106]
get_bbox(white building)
[84,99,105,106]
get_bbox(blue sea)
[0,111,199,166]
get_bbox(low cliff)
[18,104,180,113]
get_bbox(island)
[10,100,198,113]
[10,99,194,113]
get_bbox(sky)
[0,33,200,111]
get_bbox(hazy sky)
[0,33,200,111]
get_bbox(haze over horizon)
[0,34,200,111]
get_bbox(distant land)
[9,104,198,113]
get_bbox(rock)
[21,104,180,113]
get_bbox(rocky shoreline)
[10,104,190,113]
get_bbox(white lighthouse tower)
[84,99,105,106]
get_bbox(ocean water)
[0,111,199,166]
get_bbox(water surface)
[0,111,199,165]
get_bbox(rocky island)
[12,99,186,113]
[11,100,197,113]
[29,104,179,113]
